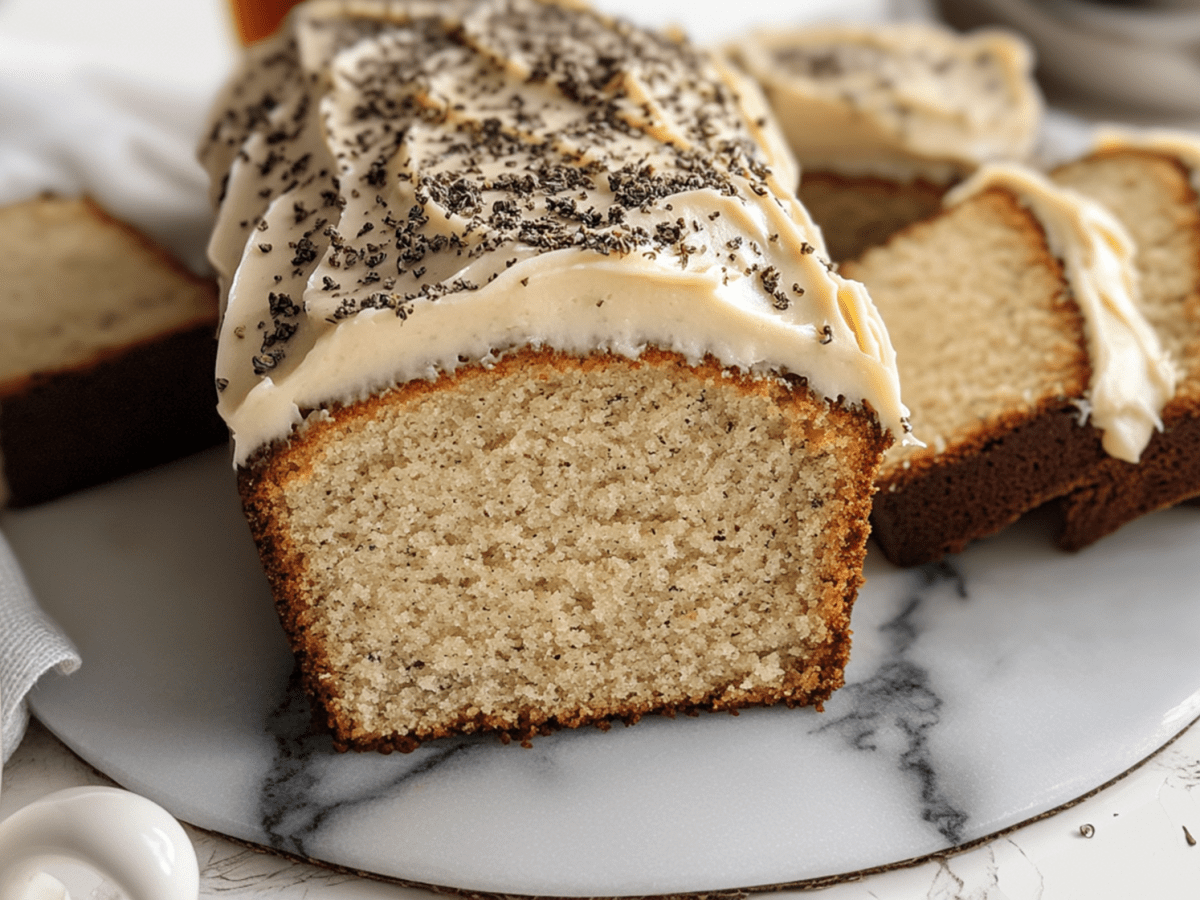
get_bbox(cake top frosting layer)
[947,163,1175,463]
[728,22,1042,184]
[200,0,910,466]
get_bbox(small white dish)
[0,786,198,900]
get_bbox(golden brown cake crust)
[1055,405,1200,551]
[871,401,1106,566]
[238,347,890,752]
[1,325,225,507]
[0,196,226,507]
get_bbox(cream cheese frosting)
[200,0,909,466]
[946,163,1175,463]
[727,22,1043,185]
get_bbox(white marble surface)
[6,715,1200,899]
[2,449,1200,896]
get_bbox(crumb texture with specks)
[240,348,889,751]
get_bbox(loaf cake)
[1049,130,1200,549]
[200,0,911,751]
[0,196,225,508]
[727,22,1043,261]
[842,164,1174,567]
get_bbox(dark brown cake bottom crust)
[1055,402,1200,551]
[0,325,227,507]
[871,403,1107,568]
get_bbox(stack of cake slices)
[1048,131,1200,549]
[735,18,1197,564]
[842,163,1174,566]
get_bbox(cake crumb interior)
[1053,150,1200,404]
[845,188,1090,471]
[257,351,882,745]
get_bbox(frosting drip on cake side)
[727,23,1042,184]
[947,163,1175,463]
[200,0,909,466]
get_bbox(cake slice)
[200,0,910,752]
[1049,131,1200,549]
[727,21,1042,262]
[0,196,225,507]
[842,164,1173,567]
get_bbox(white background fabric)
[0,35,219,274]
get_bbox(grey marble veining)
[258,669,485,860]
[814,562,970,847]
[5,448,1200,896]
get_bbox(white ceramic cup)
[0,687,198,900]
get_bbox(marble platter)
[3,447,1200,896]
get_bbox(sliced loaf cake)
[842,164,1173,566]
[0,196,225,507]
[1050,130,1200,549]
[201,0,910,751]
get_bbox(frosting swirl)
[200,0,908,465]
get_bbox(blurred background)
[939,0,1200,123]
[2,0,1199,125]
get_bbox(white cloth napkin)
[0,531,80,764]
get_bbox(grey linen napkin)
[0,529,80,763]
